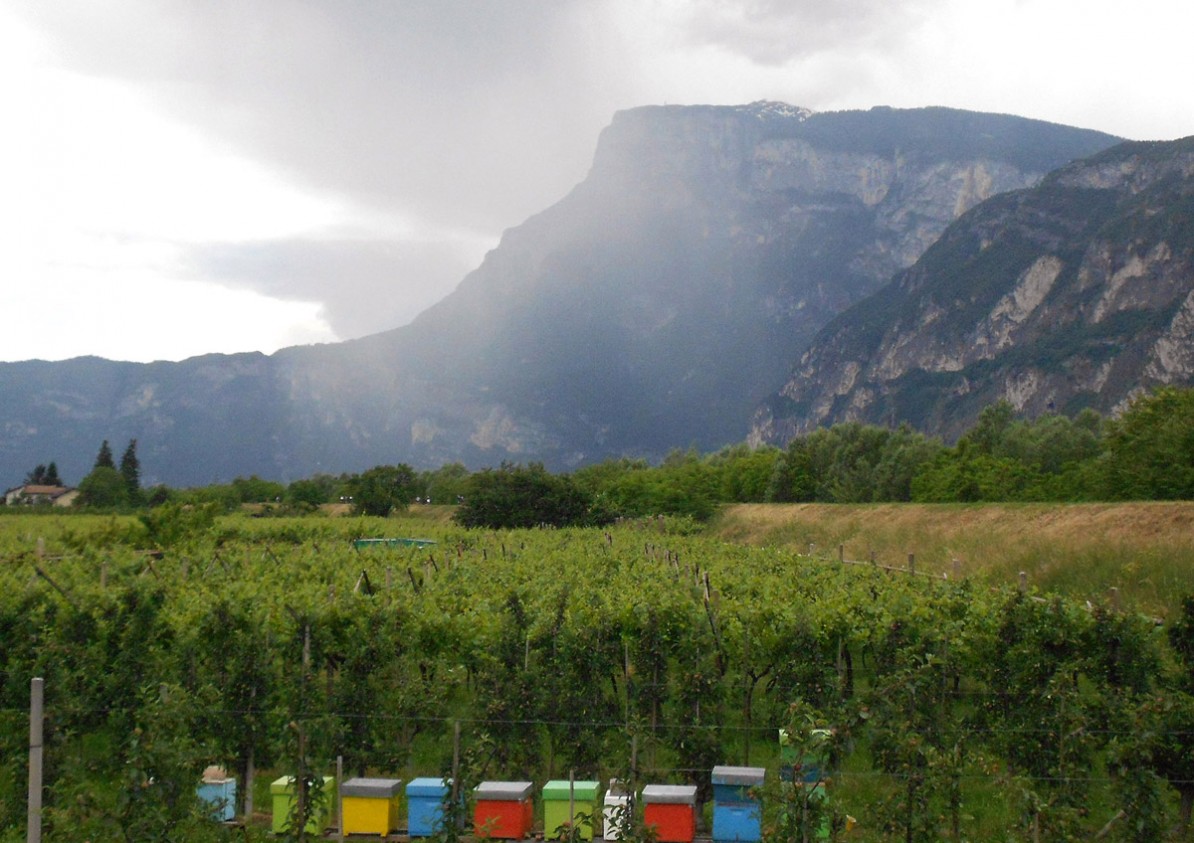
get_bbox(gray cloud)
[11,0,646,340]
[16,0,1166,352]
[15,0,634,232]
[188,236,486,338]
[671,0,939,64]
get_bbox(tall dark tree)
[119,439,141,501]
[94,440,115,470]
[22,462,62,489]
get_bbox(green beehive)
[270,775,334,835]
[542,780,600,840]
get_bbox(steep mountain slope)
[752,136,1194,444]
[0,104,1119,486]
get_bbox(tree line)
[8,386,1194,523]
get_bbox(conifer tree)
[119,439,141,501]
[94,440,115,470]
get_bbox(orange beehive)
[473,781,534,839]
[642,785,698,843]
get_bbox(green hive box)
[270,775,334,834]
[542,780,600,840]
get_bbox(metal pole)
[28,677,44,843]
[336,755,345,843]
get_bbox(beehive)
[641,784,697,843]
[473,781,535,839]
[542,779,600,840]
[341,777,402,835]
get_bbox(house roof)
[6,484,72,498]
[20,485,71,496]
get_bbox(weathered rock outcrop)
[751,137,1194,444]
[0,104,1119,485]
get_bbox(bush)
[454,463,609,529]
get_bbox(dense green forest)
[8,386,1193,527]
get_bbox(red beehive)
[473,781,535,839]
[642,785,698,843]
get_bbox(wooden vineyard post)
[631,734,638,793]
[1019,571,1028,593]
[907,553,915,577]
[245,747,255,819]
[28,677,43,843]
[452,721,461,805]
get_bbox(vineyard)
[1,509,1193,841]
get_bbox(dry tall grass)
[712,502,1194,618]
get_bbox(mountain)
[0,103,1120,487]
[751,136,1194,444]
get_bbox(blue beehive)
[197,768,237,822]
[711,766,765,843]
[407,777,454,837]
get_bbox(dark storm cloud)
[10,0,944,344]
[10,0,645,340]
[14,0,632,232]
[188,237,484,339]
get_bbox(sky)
[2,0,1192,364]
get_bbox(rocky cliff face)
[751,137,1194,444]
[0,104,1120,486]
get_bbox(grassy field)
[711,502,1194,618]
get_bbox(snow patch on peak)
[741,101,814,121]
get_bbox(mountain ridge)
[751,135,1194,443]
[0,103,1123,486]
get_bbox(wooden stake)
[451,721,461,803]
[33,566,78,610]
[631,734,638,790]
[245,748,255,819]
